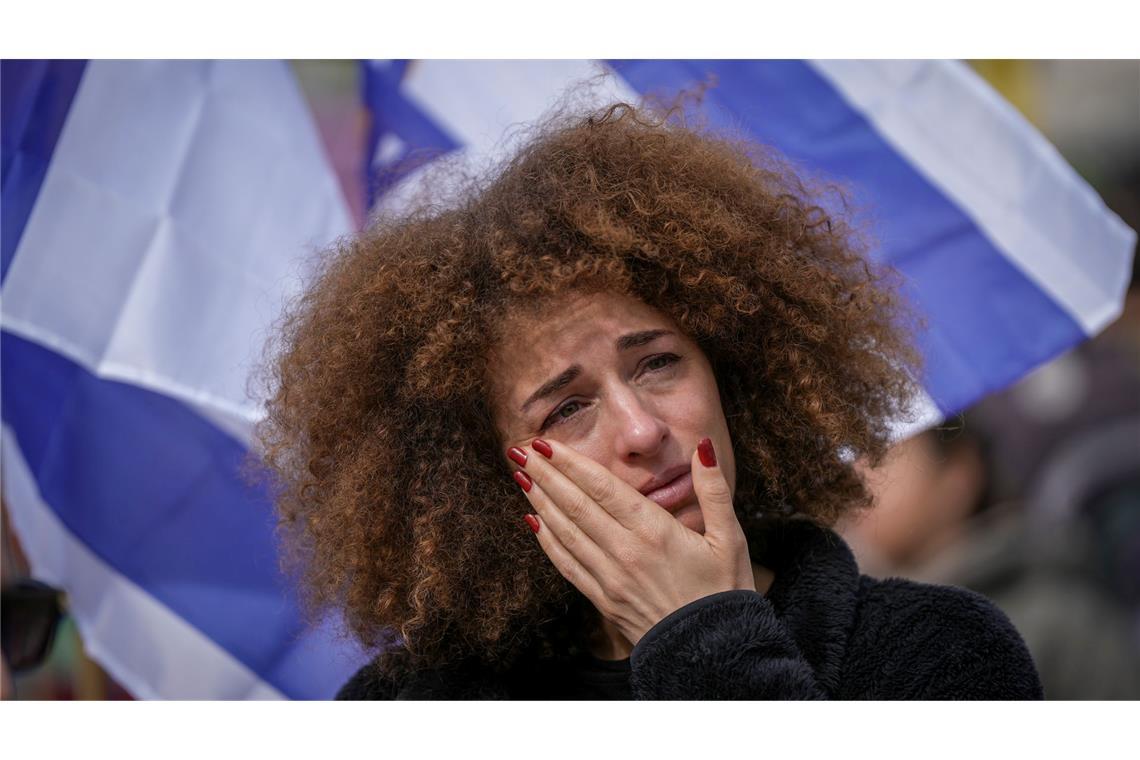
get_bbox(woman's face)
[490,290,736,534]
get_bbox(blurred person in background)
[843,105,1140,698]
[1,501,63,699]
[1,501,131,700]
[842,269,1140,699]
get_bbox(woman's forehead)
[488,291,682,401]
[505,291,676,352]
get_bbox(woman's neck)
[587,562,775,661]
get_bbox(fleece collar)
[753,518,862,696]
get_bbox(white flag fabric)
[2,59,1134,700]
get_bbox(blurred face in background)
[843,431,985,572]
[490,290,736,535]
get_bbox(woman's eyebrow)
[615,329,673,351]
[520,330,674,412]
[521,365,581,412]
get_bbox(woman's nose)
[607,387,669,460]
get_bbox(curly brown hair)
[254,100,923,679]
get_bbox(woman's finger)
[515,469,616,583]
[510,443,631,556]
[527,513,608,608]
[690,437,741,543]
[523,438,664,536]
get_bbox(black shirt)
[560,653,632,700]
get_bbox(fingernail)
[508,447,528,467]
[532,439,553,458]
[513,470,533,493]
[698,437,717,468]
[524,514,540,533]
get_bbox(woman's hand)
[509,437,756,647]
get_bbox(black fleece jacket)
[337,519,1044,699]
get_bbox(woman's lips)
[643,470,695,512]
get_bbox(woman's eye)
[643,353,680,372]
[541,401,583,430]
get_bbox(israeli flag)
[2,59,1133,700]
[2,60,368,699]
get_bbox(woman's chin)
[672,502,705,534]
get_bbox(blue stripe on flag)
[360,60,461,209]
[1,330,361,699]
[606,60,1086,415]
[1,59,87,284]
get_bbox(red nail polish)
[508,447,528,467]
[513,470,533,493]
[532,439,553,458]
[524,514,540,534]
[698,437,717,468]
